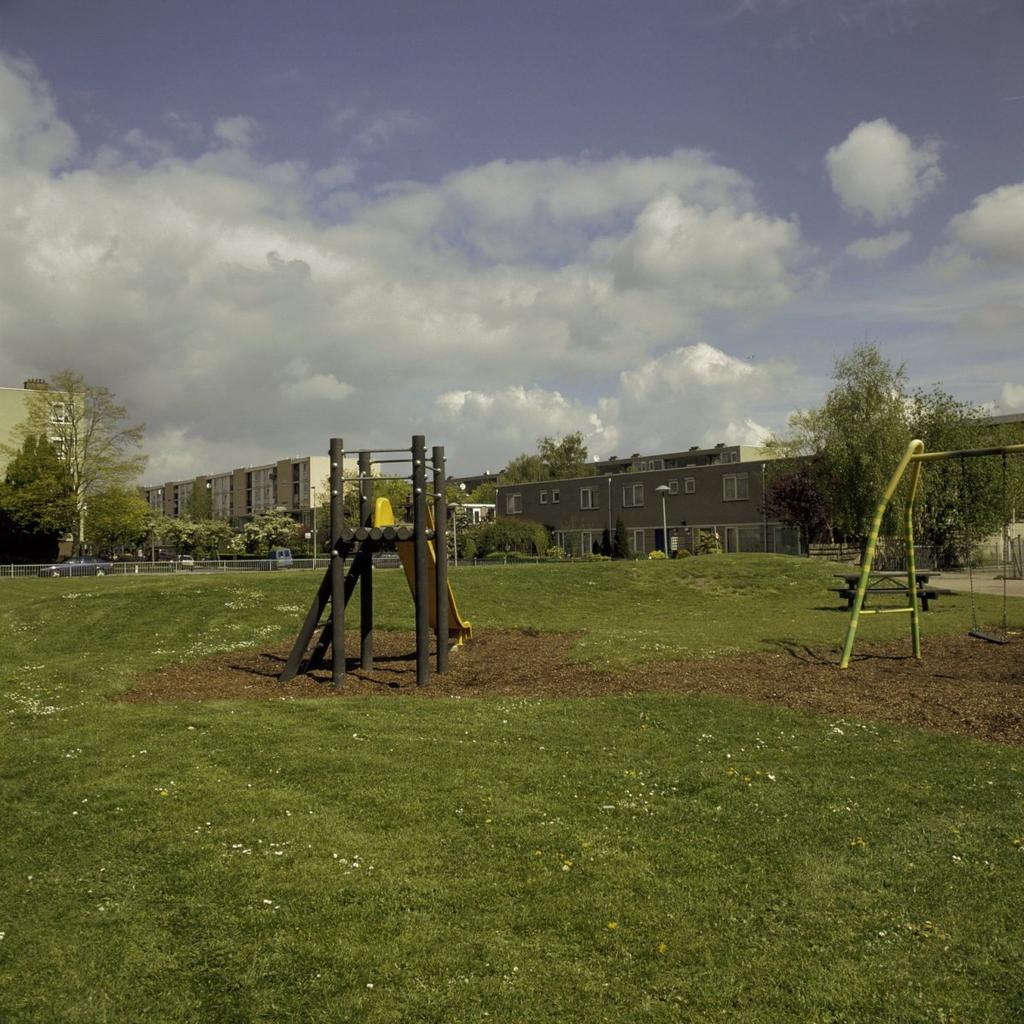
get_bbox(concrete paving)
[934,570,1024,598]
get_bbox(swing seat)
[968,628,1009,645]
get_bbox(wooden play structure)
[280,436,471,686]
[840,438,1024,669]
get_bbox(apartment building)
[0,379,57,474]
[594,442,769,475]
[497,444,798,557]
[446,470,498,494]
[143,454,335,529]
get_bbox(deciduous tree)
[0,433,74,536]
[538,432,588,479]
[85,486,155,554]
[242,509,298,553]
[10,371,146,553]
[768,344,1011,558]
[0,434,72,562]
[498,432,590,484]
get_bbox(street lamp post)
[655,484,671,556]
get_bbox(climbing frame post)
[358,449,374,670]
[411,435,429,685]
[433,445,449,675]
[330,437,346,686]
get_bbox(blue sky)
[0,0,1021,480]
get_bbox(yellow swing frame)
[839,439,1024,669]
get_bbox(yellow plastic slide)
[373,498,473,646]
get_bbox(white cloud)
[946,183,1024,262]
[368,149,757,263]
[212,115,259,149]
[0,53,77,171]
[615,343,781,450]
[436,386,617,459]
[0,53,808,478]
[826,118,942,224]
[1000,383,1024,411]
[356,109,427,150]
[604,191,803,311]
[327,105,428,151]
[845,230,911,262]
[280,359,354,403]
[162,109,204,143]
[435,343,788,465]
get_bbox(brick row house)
[496,443,801,557]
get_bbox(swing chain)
[960,456,981,632]
[1002,453,1009,631]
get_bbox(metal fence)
[0,554,403,578]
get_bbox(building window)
[506,493,523,514]
[211,475,232,518]
[247,467,275,513]
[723,474,749,501]
[668,479,679,495]
[630,529,645,554]
[684,477,696,494]
[581,530,602,555]
[580,487,598,510]
[551,489,560,503]
[49,402,71,424]
[622,482,644,507]
[722,450,740,464]
[539,490,548,505]
[291,461,309,506]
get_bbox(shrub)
[613,516,630,559]
[471,517,549,558]
[648,549,667,559]
[698,530,722,555]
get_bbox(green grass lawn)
[2,558,1023,1023]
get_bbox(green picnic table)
[829,572,952,612]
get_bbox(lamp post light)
[655,483,671,556]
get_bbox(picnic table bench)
[829,572,953,612]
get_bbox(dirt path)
[120,628,1024,747]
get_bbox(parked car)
[268,547,293,569]
[175,554,196,570]
[37,555,113,578]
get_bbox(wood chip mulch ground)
[118,628,1024,747]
